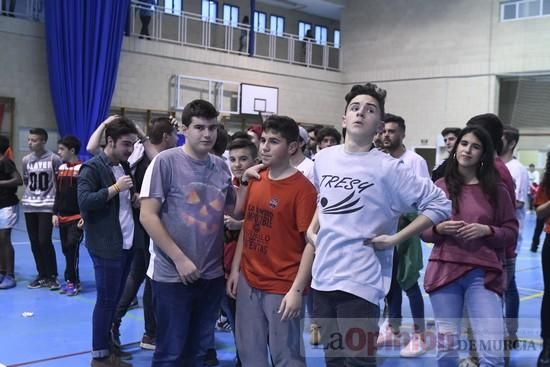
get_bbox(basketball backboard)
[240,83,278,115]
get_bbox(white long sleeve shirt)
[312,145,451,304]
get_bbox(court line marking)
[7,343,139,367]
[520,291,544,301]
[518,286,544,292]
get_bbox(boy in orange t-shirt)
[227,115,317,366]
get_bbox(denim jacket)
[78,151,135,259]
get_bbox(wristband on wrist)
[112,184,120,193]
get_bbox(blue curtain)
[44,0,130,158]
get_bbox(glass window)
[501,0,550,19]
[518,0,540,17]
[315,25,328,45]
[503,3,517,19]
[164,0,181,15]
[334,29,340,48]
[223,4,239,27]
[254,11,266,33]
[201,0,217,23]
[298,21,311,40]
[270,15,284,36]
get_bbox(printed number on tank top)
[29,172,49,191]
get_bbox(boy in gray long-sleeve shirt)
[22,128,63,290]
[308,83,451,366]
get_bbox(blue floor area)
[0,211,545,366]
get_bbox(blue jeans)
[387,245,425,334]
[504,257,519,336]
[90,250,133,358]
[151,277,224,367]
[429,268,504,367]
[387,281,425,333]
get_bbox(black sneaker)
[91,354,132,367]
[48,277,61,291]
[27,277,46,289]
[203,348,219,366]
[111,345,132,360]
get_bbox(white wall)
[340,0,550,149]
[0,18,56,164]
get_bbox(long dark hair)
[540,152,550,197]
[444,126,499,213]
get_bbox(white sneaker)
[400,333,427,357]
[458,357,479,367]
[377,324,401,347]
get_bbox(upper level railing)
[128,1,341,71]
[0,0,44,22]
[2,0,340,71]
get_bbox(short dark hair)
[58,135,81,155]
[29,128,48,142]
[317,127,342,144]
[0,135,10,155]
[466,113,503,154]
[529,163,535,168]
[441,127,461,137]
[104,116,139,144]
[230,131,251,142]
[211,126,229,156]
[383,113,406,132]
[502,125,520,149]
[228,138,258,159]
[307,125,323,134]
[148,117,177,145]
[263,115,299,143]
[180,99,219,127]
[344,83,387,118]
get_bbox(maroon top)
[494,157,518,258]
[421,180,518,296]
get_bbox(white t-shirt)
[128,141,144,168]
[528,170,540,185]
[398,150,430,179]
[111,165,134,250]
[505,158,529,250]
[505,158,529,205]
[295,157,315,184]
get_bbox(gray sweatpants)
[235,273,306,367]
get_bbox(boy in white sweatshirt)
[307,83,451,366]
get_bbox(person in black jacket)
[431,127,460,182]
[78,116,139,367]
[53,135,84,296]
[111,117,178,352]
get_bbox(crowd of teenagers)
[0,82,549,367]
